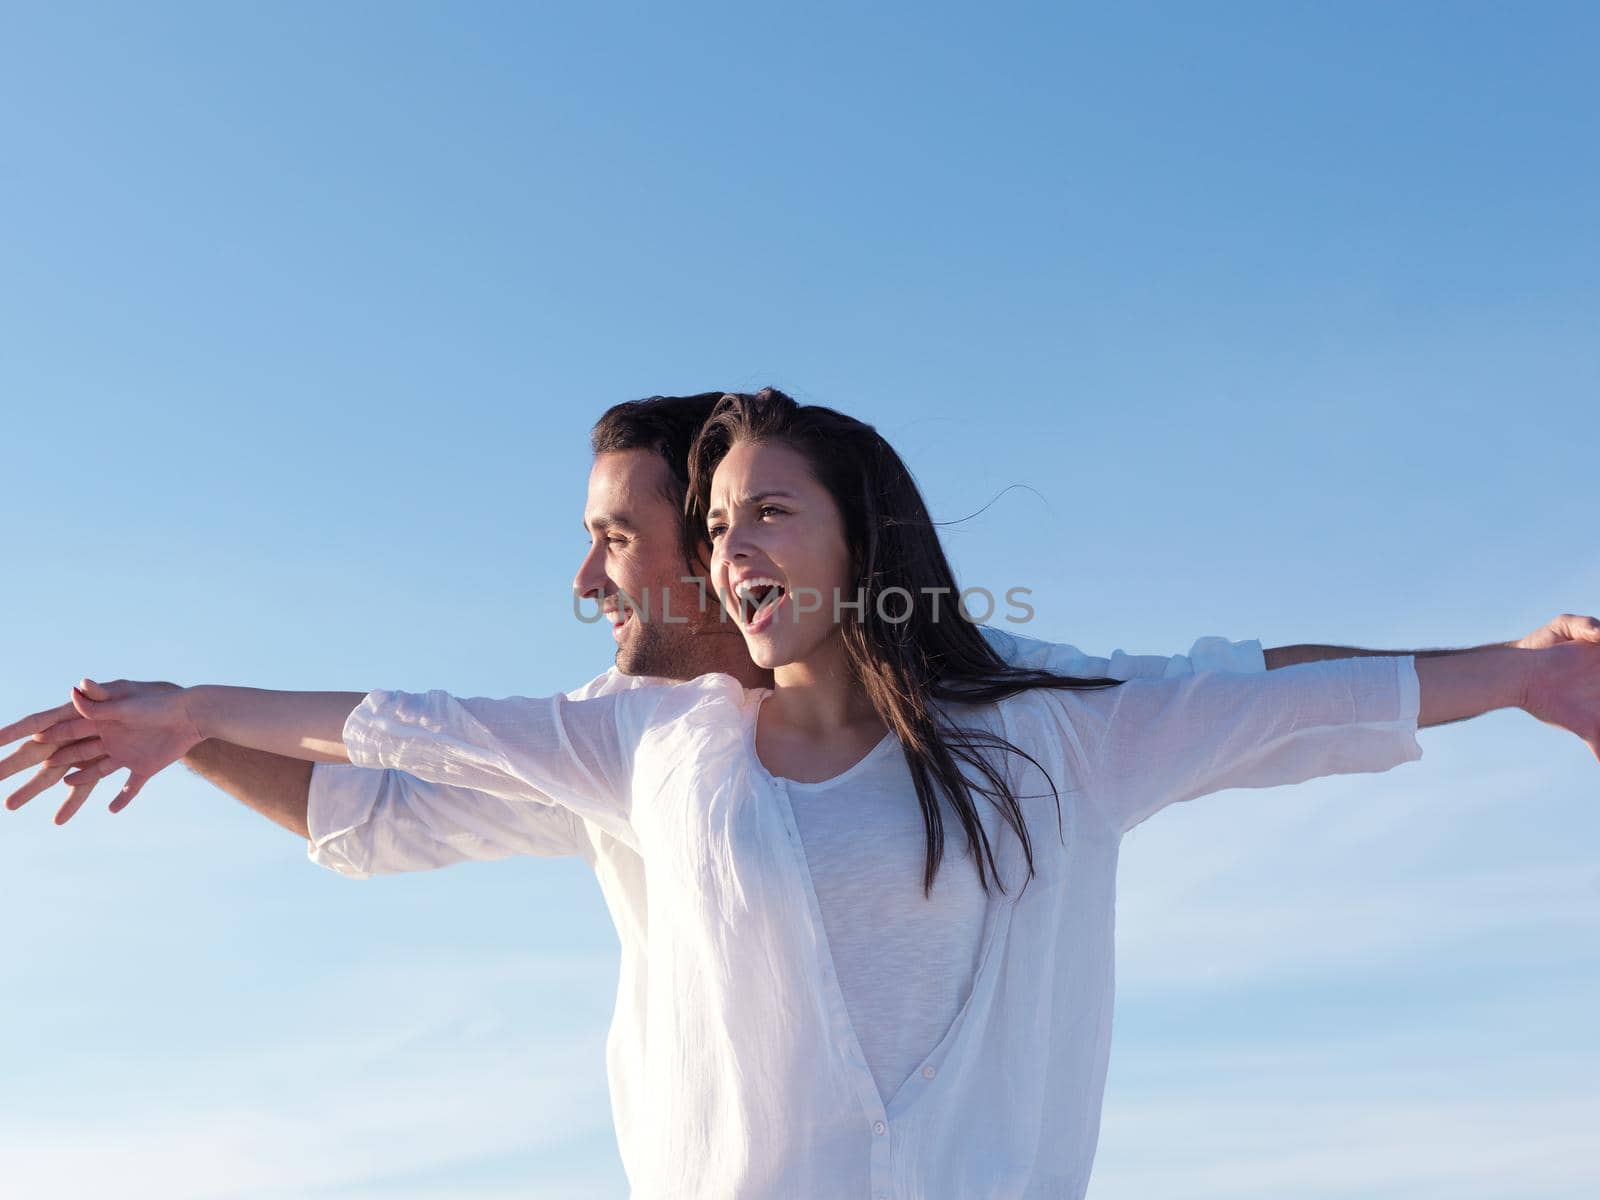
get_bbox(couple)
[5,387,1599,1199]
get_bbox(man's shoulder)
[561,666,676,702]
[560,668,753,728]
[978,624,1101,674]
[978,624,1265,678]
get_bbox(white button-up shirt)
[309,632,1424,1198]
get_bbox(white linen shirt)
[314,635,1425,1199]
[306,630,1263,878]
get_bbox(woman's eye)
[759,506,784,518]
[707,525,726,540]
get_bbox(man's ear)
[683,542,720,609]
[686,539,714,577]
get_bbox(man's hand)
[0,678,205,824]
[1521,642,1600,763]
[1513,613,1600,651]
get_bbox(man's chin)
[615,626,688,680]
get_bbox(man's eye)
[606,536,627,548]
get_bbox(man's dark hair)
[590,392,726,563]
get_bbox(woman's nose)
[719,521,754,559]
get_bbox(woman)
[24,390,1592,1199]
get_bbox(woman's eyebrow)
[706,490,797,520]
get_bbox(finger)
[69,686,99,721]
[0,701,78,747]
[1552,614,1600,643]
[0,734,66,784]
[69,684,141,723]
[41,737,106,770]
[4,763,71,812]
[29,717,96,746]
[54,757,127,823]
[79,678,145,703]
[61,756,111,788]
[108,773,149,815]
[53,770,105,825]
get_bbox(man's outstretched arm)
[1265,642,1511,668]
[182,740,311,840]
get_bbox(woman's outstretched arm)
[184,685,365,763]
[1059,638,1599,837]
[16,677,654,848]
[1414,639,1600,761]
[1413,646,1533,729]
[18,680,369,818]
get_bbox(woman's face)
[706,439,853,671]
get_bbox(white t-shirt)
[782,729,987,1105]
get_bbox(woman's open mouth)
[734,578,787,635]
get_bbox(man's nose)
[572,543,611,600]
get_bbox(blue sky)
[3,3,1597,1196]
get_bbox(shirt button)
[921,1065,936,1079]
[872,1119,887,1135]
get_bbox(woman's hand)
[1521,642,1600,763]
[6,679,206,822]
[2,697,96,823]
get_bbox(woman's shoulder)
[939,681,1124,763]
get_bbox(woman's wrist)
[171,685,365,763]
[1414,645,1536,728]
[181,685,219,743]
[1513,648,1540,713]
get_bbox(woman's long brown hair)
[686,388,1128,900]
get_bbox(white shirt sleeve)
[305,768,593,879]
[1054,654,1423,836]
[980,625,1267,678]
[305,669,665,877]
[337,679,667,856]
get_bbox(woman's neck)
[767,633,881,737]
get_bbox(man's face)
[574,449,749,679]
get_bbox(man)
[4,391,1597,858]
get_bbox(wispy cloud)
[0,949,628,1200]
[1111,734,1600,994]
[1091,722,1600,1198]
[1093,1091,1600,1200]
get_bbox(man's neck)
[717,656,775,690]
